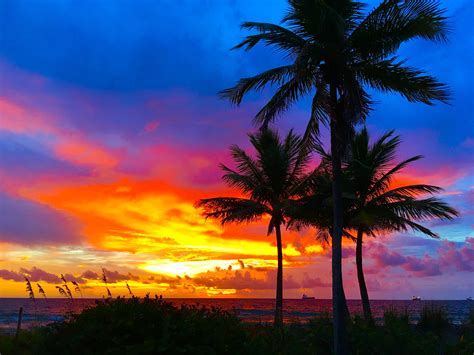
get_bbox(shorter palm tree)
[291,128,458,324]
[345,127,458,324]
[196,128,314,325]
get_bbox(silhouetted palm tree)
[196,129,314,326]
[221,1,449,351]
[290,128,458,325]
[345,127,458,324]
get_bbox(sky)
[0,0,473,299]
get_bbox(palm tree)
[220,1,449,351]
[196,128,314,326]
[289,128,458,324]
[345,127,458,324]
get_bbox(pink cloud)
[368,237,474,277]
[438,238,474,272]
[301,273,331,288]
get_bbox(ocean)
[0,298,472,333]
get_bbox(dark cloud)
[62,273,86,284]
[0,267,145,285]
[20,267,61,283]
[0,192,82,245]
[81,270,99,280]
[193,269,300,290]
[0,269,24,282]
[102,268,140,283]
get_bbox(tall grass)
[71,281,83,298]
[24,277,38,321]
[36,283,51,314]
[60,274,74,302]
[125,281,134,297]
[418,305,449,333]
[101,268,112,298]
[383,307,409,326]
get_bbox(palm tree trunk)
[330,228,351,322]
[342,284,350,321]
[274,223,283,326]
[329,85,348,354]
[356,228,373,325]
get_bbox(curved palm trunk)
[356,228,373,325]
[274,223,283,326]
[330,86,348,354]
[342,284,350,321]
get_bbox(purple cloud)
[102,268,139,283]
[0,269,24,281]
[0,192,82,245]
[19,266,61,283]
[81,270,99,280]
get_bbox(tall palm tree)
[345,127,458,324]
[196,129,314,326]
[221,1,449,351]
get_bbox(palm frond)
[350,0,449,60]
[219,65,294,105]
[368,155,423,196]
[354,57,449,104]
[234,22,306,53]
[254,68,315,126]
[196,197,269,225]
[283,0,346,42]
[372,184,443,202]
[220,165,261,197]
[385,197,458,222]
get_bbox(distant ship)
[412,296,422,301]
[302,294,315,300]
[467,297,473,301]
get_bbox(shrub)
[383,307,409,327]
[1,300,472,354]
[418,305,449,334]
[30,296,248,354]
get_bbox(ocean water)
[0,298,472,333]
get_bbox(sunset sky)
[0,0,473,299]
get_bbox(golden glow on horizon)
[0,176,327,298]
